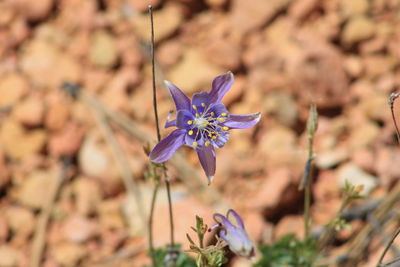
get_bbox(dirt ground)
[1,0,400,266]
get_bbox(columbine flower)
[210,209,255,258]
[149,72,260,183]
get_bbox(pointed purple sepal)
[164,80,191,111]
[196,145,216,184]
[149,129,186,163]
[224,113,261,129]
[208,72,234,103]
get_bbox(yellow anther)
[210,112,215,116]
[205,141,210,147]
[188,130,194,135]
[187,120,193,125]
[218,118,225,122]
[195,113,200,118]
[192,105,197,110]
[222,126,229,131]
[212,136,217,140]
[221,113,227,116]
[201,103,206,107]
[193,142,198,147]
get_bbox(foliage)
[146,245,197,267]
[254,234,317,267]
[186,216,228,267]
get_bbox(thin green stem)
[148,179,160,265]
[303,139,314,239]
[301,104,318,240]
[148,5,175,266]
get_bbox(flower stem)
[300,104,318,240]
[148,5,175,266]
[148,178,160,265]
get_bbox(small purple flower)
[149,72,261,183]
[210,209,255,258]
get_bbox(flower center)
[194,117,208,129]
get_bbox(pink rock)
[275,215,304,240]
[48,122,85,156]
[12,95,45,127]
[45,96,71,132]
[0,215,9,243]
[252,168,292,209]
[14,0,54,21]
[62,215,99,243]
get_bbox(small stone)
[4,206,35,239]
[358,92,387,121]
[337,163,378,195]
[48,122,85,156]
[252,168,292,209]
[20,39,81,89]
[98,199,125,230]
[131,4,183,43]
[15,0,54,21]
[0,245,22,267]
[79,135,110,178]
[89,30,118,68]
[12,96,44,127]
[313,170,340,201]
[340,0,369,18]
[263,91,298,127]
[13,170,57,210]
[342,16,375,44]
[45,97,71,131]
[316,147,349,169]
[52,242,87,266]
[201,37,241,70]
[168,49,224,94]
[157,40,184,68]
[348,121,380,149]
[0,119,46,160]
[0,215,9,243]
[0,72,29,107]
[344,56,364,78]
[259,126,303,169]
[72,177,102,216]
[289,0,319,19]
[275,215,304,239]
[62,215,99,243]
[230,0,291,35]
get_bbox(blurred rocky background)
[0,0,400,266]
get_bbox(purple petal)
[224,113,261,129]
[208,103,229,117]
[185,130,204,148]
[191,91,211,113]
[149,129,186,163]
[208,72,234,103]
[164,111,176,128]
[227,209,245,229]
[212,130,229,148]
[197,145,216,184]
[176,110,195,129]
[213,213,230,227]
[165,119,176,128]
[164,80,191,111]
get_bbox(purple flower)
[210,209,255,258]
[149,72,261,183]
